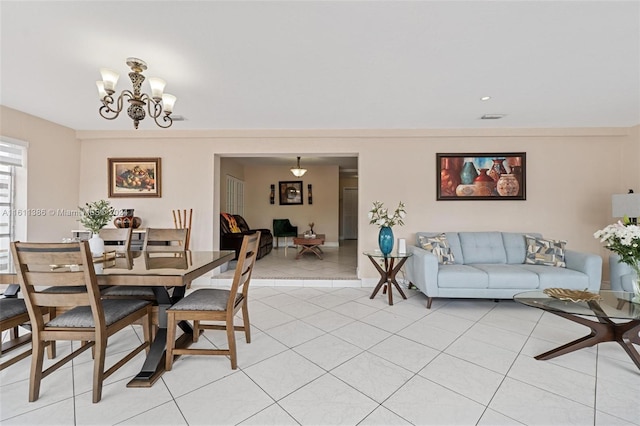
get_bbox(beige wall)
[3,105,639,280]
[0,106,80,241]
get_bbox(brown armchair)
[220,213,273,260]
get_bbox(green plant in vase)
[78,200,115,256]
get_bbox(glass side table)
[363,251,413,305]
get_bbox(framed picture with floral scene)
[279,181,303,205]
[436,152,526,200]
[108,157,161,198]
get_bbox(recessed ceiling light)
[480,96,491,101]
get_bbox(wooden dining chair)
[172,209,193,250]
[165,232,260,371]
[11,241,152,403]
[99,227,132,252]
[143,228,188,251]
[102,227,188,300]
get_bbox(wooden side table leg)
[387,257,394,305]
[389,257,409,300]
[367,256,388,299]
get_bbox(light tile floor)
[212,240,359,285]
[2,285,639,425]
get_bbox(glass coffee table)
[514,290,640,370]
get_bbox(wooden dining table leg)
[127,285,196,387]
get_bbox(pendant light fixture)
[290,156,307,177]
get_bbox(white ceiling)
[1,1,638,133]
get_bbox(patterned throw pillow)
[221,213,241,233]
[525,235,566,267]
[418,234,455,265]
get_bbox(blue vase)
[378,226,394,256]
[460,161,478,185]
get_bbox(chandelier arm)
[98,93,126,120]
[152,114,173,129]
[142,94,163,119]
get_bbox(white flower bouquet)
[594,219,640,279]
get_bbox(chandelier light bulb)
[100,68,119,93]
[148,77,166,101]
[162,94,177,113]
[96,81,108,99]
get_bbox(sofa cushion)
[525,235,566,267]
[502,232,541,264]
[418,234,455,264]
[473,264,540,289]
[459,232,507,264]
[521,264,588,289]
[437,264,489,289]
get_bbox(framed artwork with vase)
[436,152,526,200]
[108,158,161,198]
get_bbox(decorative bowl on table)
[543,288,602,302]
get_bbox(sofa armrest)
[564,249,603,291]
[405,245,440,296]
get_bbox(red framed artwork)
[436,152,526,200]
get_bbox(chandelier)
[290,156,307,177]
[96,57,177,129]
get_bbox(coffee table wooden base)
[536,302,640,370]
[293,235,325,260]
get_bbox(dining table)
[0,249,235,387]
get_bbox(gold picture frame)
[108,157,161,198]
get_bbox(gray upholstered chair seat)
[47,299,151,328]
[169,289,241,311]
[100,286,156,298]
[0,298,28,321]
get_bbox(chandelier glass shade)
[97,57,176,129]
[290,157,307,177]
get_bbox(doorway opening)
[215,154,358,281]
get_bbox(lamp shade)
[148,77,166,100]
[162,94,176,113]
[612,193,640,218]
[290,156,307,177]
[100,68,119,92]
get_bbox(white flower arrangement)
[594,219,640,277]
[368,201,406,228]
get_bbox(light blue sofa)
[405,232,602,308]
[609,254,638,292]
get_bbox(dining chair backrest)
[143,228,188,251]
[99,227,132,252]
[228,231,260,309]
[12,241,102,319]
[10,240,152,403]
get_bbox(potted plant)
[368,201,406,255]
[78,200,115,256]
